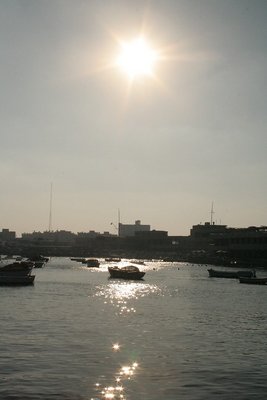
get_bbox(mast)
[118,208,121,237]
[110,208,120,235]
[210,201,214,225]
[48,183,53,232]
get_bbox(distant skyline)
[1,1,267,236]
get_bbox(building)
[190,222,228,238]
[21,230,76,244]
[214,225,267,261]
[119,220,150,238]
[187,222,267,266]
[0,228,16,241]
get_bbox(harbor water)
[1,258,267,400]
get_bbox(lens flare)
[116,36,158,80]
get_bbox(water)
[1,258,267,399]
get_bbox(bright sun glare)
[116,37,158,80]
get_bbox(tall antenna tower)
[48,183,53,232]
[210,201,215,225]
[110,209,121,236]
[118,208,120,236]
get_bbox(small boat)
[239,277,267,285]
[105,257,121,262]
[108,265,145,280]
[70,257,84,262]
[86,259,100,268]
[208,268,255,279]
[131,260,145,265]
[0,261,35,286]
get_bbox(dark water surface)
[1,258,267,399]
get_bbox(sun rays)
[116,36,159,80]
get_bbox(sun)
[116,37,158,80]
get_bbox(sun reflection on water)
[92,360,139,400]
[91,280,160,397]
[95,282,161,315]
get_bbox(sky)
[1,0,267,236]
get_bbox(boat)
[70,257,85,262]
[130,260,145,265]
[86,259,100,268]
[105,257,121,262]
[108,265,145,280]
[239,277,267,285]
[208,268,255,279]
[0,261,35,286]
[0,261,34,273]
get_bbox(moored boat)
[0,261,35,286]
[239,277,267,285]
[105,257,121,262]
[208,268,255,279]
[86,258,100,268]
[70,257,85,262]
[130,260,145,265]
[108,265,145,280]
[0,261,34,274]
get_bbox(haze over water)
[1,258,267,399]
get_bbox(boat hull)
[239,277,267,285]
[0,261,35,285]
[105,258,121,263]
[208,268,255,279]
[86,259,100,268]
[0,261,34,274]
[108,266,145,280]
[0,275,35,286]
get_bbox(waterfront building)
[0,228,16,241]
[190,222,228,238]
[119,220,150,237]
[213,225,267,263]
[21,230,76,244]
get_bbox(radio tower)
[210,201,214,225]
[48,183,53,232]
[118,208,120,237]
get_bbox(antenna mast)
[118,208,120,237]
[48,183,53,232]
[210,201,214,225]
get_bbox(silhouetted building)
[214,225,267,261]
[119,220,150,237]
[190,222,228,238]
[77,231,100,240]
[21,230,76,244]
[0,228,16,241]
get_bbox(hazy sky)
[1,0,267,236]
